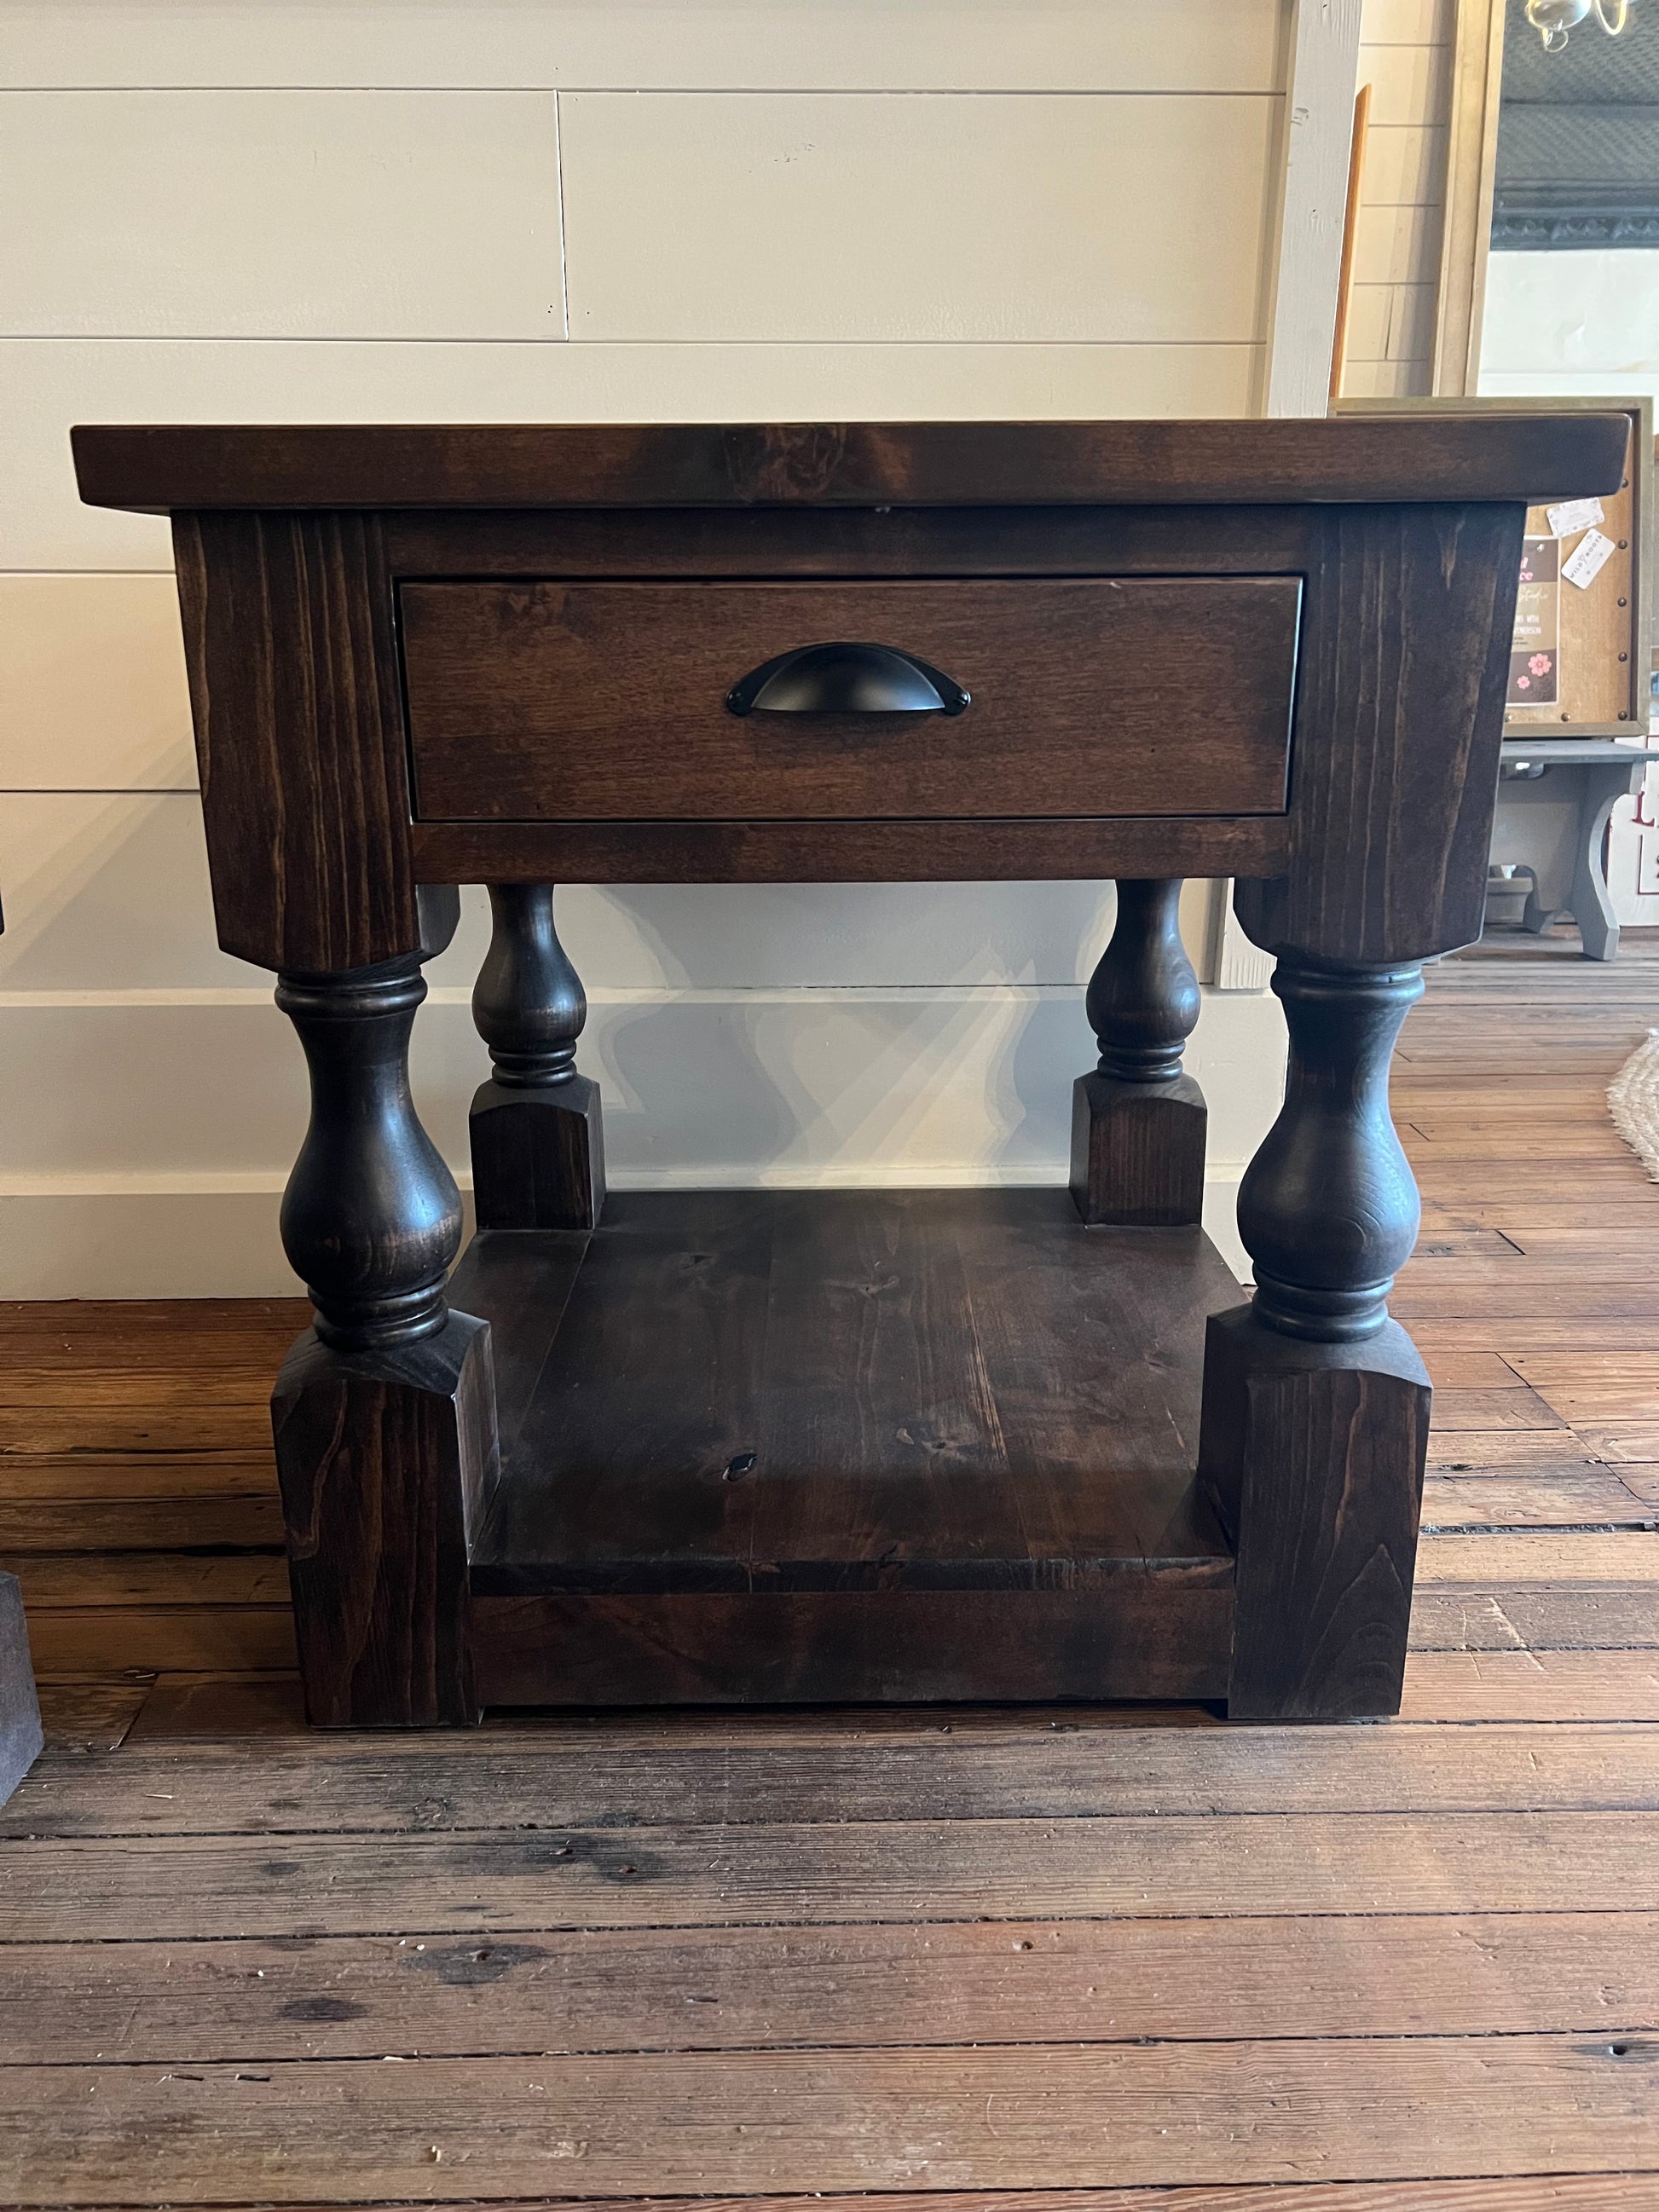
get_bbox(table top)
[1500,739,1659,764]
[72,413,1629,516]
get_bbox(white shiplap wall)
[0,0,1299,1296]
[1340,0,1454,399]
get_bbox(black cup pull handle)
[725,642,971,718]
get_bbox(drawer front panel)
[401,576,1299,823]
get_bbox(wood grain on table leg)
[1205,960,1429,1719]
[272,956,498,1728]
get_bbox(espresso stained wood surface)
[1235,502,1523,966]
[462,1192,1235,1585]
[172,510,421,973]
[450,1189,1240,1705]
[6,941,1659,2199]
[72,413,1631,512]
[402,577,1298,823]
[411,810,1291,888]
[120,426,1598,979]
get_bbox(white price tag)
[1562,527,1616,590]
[1546,495,1604,537]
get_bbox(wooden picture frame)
[1338,394,1652,738]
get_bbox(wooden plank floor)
[6,933,1659,2207]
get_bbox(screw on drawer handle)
[725,643,971,718]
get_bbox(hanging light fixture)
[1524,0,1633,54]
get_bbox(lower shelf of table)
[448,1186,1246,1706]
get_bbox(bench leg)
[1565,765,1639,963]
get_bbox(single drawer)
[401,576,1299,823]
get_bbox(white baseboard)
[0,1182,293,1301]
[0,984,1280,1295]
[0,1167,1252,1300]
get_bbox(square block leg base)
[471,1073,605,1232]
[272,1312,499,1728]
[1070,1070,1206,1227]
[1199,1303,1431,1721]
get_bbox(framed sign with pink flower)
[1510,536,1560,706]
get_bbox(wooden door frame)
[1433,0,1507,396]
[1259,0,1367,419]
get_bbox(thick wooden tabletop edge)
[71,414,1631,514]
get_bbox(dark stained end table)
[73,414,1627,1726]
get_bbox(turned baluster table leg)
[470,884,605,1231]
[271,916,498,1728]
[1070,878,1207,1226]
[1199,956,1431,1719]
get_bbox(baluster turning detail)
[470,883,606,1231]
[1070,878,1207,1226]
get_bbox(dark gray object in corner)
[0,1573,43,1807]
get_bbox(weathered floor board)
[32,2189,1647,2212]
[9,1811,1659,1940]
[8,1722,1659,1839]
[4,933,1659,2202]
[1397,1649,1659,1721]
[1,1910,1655,2065]
[3,2037,1656,2202]
[95,1648,1659,1734]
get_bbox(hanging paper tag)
[1562,527,1616,590]
[1546,495,1604,537]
